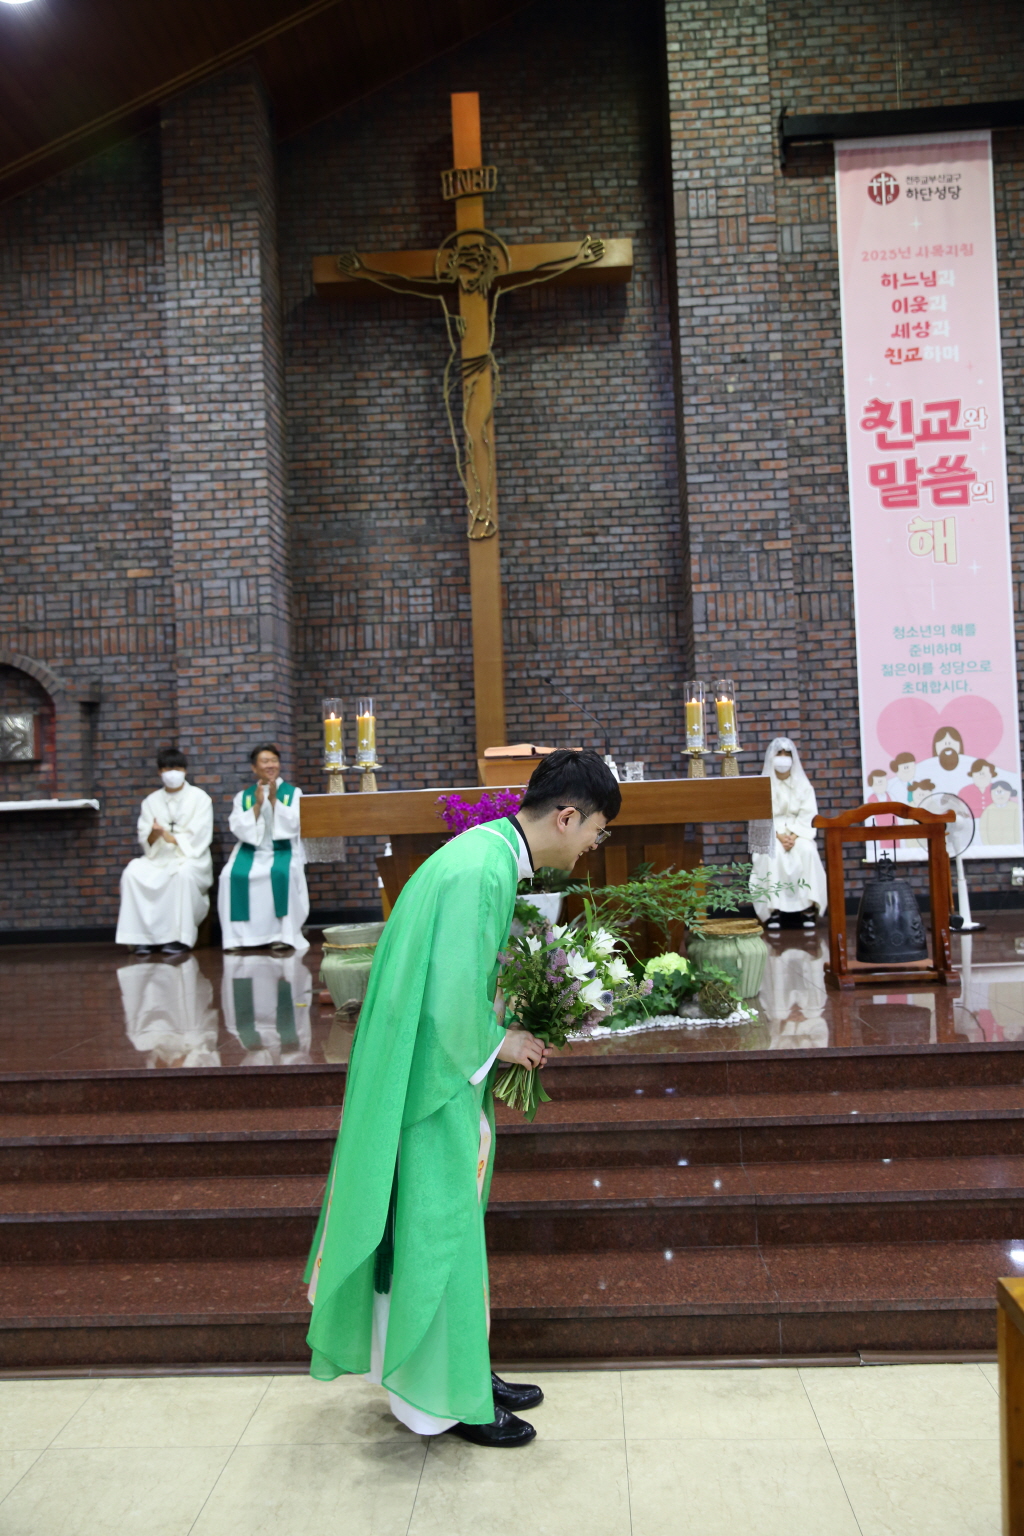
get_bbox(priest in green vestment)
[305,748,621,1447]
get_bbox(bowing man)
[218,742,309,955]
[115,747,214,956]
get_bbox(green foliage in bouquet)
[587,861,786,944]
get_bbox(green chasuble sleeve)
[304,819,518,1412]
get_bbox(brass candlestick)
[687,749,709,779]
[719,748,740,778]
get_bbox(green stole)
[229,782,297,923]
[231,975,299,1050]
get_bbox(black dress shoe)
[491,1370,544,1412]
[448,1405,536,1447]
[133,945,155,956]
[161,942,191,955]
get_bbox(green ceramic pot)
[320,920,386,1010]
[686,924,768,999]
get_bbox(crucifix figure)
[314,92,632,759]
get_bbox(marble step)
[6,1081,1024,1182]
[489,1241,1006,1360]
[486,1155,1024,1250]
[493,1084,1024,1168]
[4,1037,1024,1117]
[6,1155,1024,1265]
[0,1175,324,1263]
[0,1066,348,1117]
[0,1240,1007,1369]
[0,1108,341,1182]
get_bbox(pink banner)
[836,130,1021,859]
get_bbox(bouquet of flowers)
[494,911,652,1120]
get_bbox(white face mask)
[161,769,186,790]
[774,755,793,773]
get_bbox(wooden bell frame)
[812,801,956,990]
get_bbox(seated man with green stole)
[218,743,310,956]
[305,749,621,1447]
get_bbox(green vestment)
[305,818,520,1425]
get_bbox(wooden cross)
[313,92,632,760]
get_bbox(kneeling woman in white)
[218,743,310,954]
[750,737,828,927]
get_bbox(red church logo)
[868,171,900,206]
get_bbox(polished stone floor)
[3,915,1024,1072]
[0,1362,1000,1535]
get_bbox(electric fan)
[917,791,984,933]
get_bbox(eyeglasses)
[557,806,612,845]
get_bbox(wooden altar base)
[3,923,1024,1368]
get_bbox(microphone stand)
[540,676,620,781]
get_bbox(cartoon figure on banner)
[874,698,1022,855]
[982,782,1020,847]
[885,752,934,807]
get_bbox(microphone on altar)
[539,675,620,782]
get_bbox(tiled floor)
[0,1362,1001,1535]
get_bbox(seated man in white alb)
[115,747,214,956]
[218,742,309,955]
[750,736,828,930]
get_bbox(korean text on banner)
[836,130,1022,859]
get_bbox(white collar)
[511,824,533,881]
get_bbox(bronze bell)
[855,854,928,964]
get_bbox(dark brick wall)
[162,67,293,805]
[0,68,295,930]
[3,0,1024,930]
[280,0,685,910]
[0,133,177,929]
[665,0,1024,887]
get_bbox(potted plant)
[586,862,780,1000]
[516,866,587,926]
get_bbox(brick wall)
[0,133,176,930]
[161,67,293,807]
[0,68,296,931]
[664,0,1024,890]
[2,0,1023,931]
[280,0,685,910]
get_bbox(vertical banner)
[836,130,1022,858]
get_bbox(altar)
[300,774,772,912]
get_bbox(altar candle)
[684,683,705,750]
[716,699,737,747]
[322,697,344,766]
[356,698,376,764]
[323,715,342,755]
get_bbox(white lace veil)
[759,737,810,791]
[748,737,809,855]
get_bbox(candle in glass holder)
[322,697,344,767]
[356,696,376,765]
[683,682,706,751]
[714,679,739,750]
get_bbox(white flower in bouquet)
[588,928,620,957]
[603,955,631,984]
[550,924,570,941]
[565,949,595,981]
[525,935,543,954]
[579,977,609,1011]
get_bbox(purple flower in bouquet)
[436,789,523,836]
